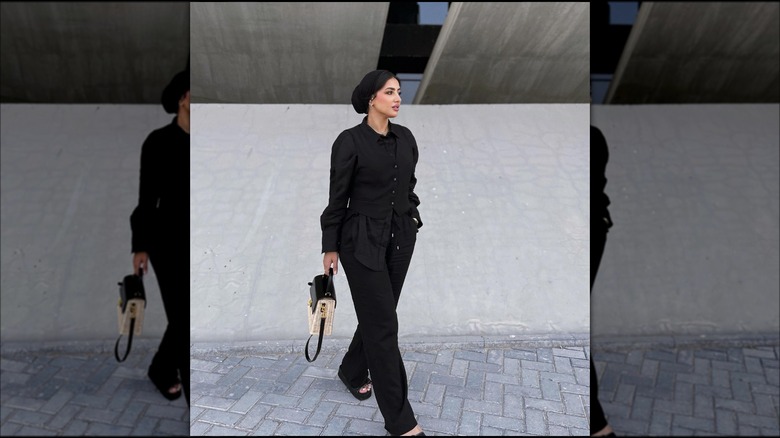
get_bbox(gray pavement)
[0,340,189,436]
[189,335,591,436]
[592,333,780,437]
[3,333,777,436]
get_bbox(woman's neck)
[367,112,389,135]
[177,110,190,134]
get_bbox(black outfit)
[321,117,422,435]
[591,125,613,433]
[130,116,190,405]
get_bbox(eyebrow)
[384,87,401,91]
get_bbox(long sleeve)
[130,132,160,252]
[407,134,422,229]
[320,132,357,253]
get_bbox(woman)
[591,125,615,437]
[130,69,190,405]
[320,70,425,436]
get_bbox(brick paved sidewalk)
[1,340,189,436]
[189,335,591,436]
[592,334,780,437]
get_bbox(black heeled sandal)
[148,366,182,401]
[338,367,372,401]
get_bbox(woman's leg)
[339,217,416,385]
[591,226,609,434]
[148,248,189,404]
[339,243,417,435]
[340,236,415,390]
[340,328,369,389]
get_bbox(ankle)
[401,425,423,436]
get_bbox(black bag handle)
[114,268,144,363]
[114,319,135,362]
[305,317,326,362]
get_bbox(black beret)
[351,70,396,114]
[161,70,190,114]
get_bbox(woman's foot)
[592,424,615,437]
[148,366,183,401]
[167,382,182,395]
[401,424,424,436]
[338,367,372,400]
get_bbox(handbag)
[305,267,337,362]
[114,269,146,362]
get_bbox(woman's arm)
[130,133,160,254]
[320,131,357,254]
[408,132,422,229]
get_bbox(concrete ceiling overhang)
[606,2,780,104]
[190,2,389,104]
[415,2,590,104]
[0,2,189,104]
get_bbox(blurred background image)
[590,2,779,436]
[1,2,190,435]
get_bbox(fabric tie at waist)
[352,213,391,272]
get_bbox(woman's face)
[370,77,401,118]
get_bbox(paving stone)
[594,339,780,437]
[195,342,593,436]
[524,408,547,435]
[0,347,188,437]
[8,337,776,437]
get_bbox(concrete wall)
[1,104,590,345]
[591,104,780,337]
[190,104,591,343]
[8,104,768,344]
[1,104,175,343]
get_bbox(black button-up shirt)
[130,117,189,253]
[321,117,422,269]
[591,126,613,231]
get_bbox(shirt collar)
[171,116,189,136]
[361,116,397,140]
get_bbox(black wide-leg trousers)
[591,224,608,433]
[339,223,417,436]
[149,246,190,405]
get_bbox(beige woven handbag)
[115,270,146,362]
[305,268,337,362]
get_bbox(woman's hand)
[323,251,339,276]
[133,252,149,275]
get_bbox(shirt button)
[392,190,395,194]
[394,164,398,169]
[393,177,397,181]
[396,245,400,250]
[391,201,394,205]
[391,233,394,238]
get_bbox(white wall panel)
[1,104,176,342]
[591,104,779,337]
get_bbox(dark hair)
[161,69,190,114]
[351,70,398,114]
